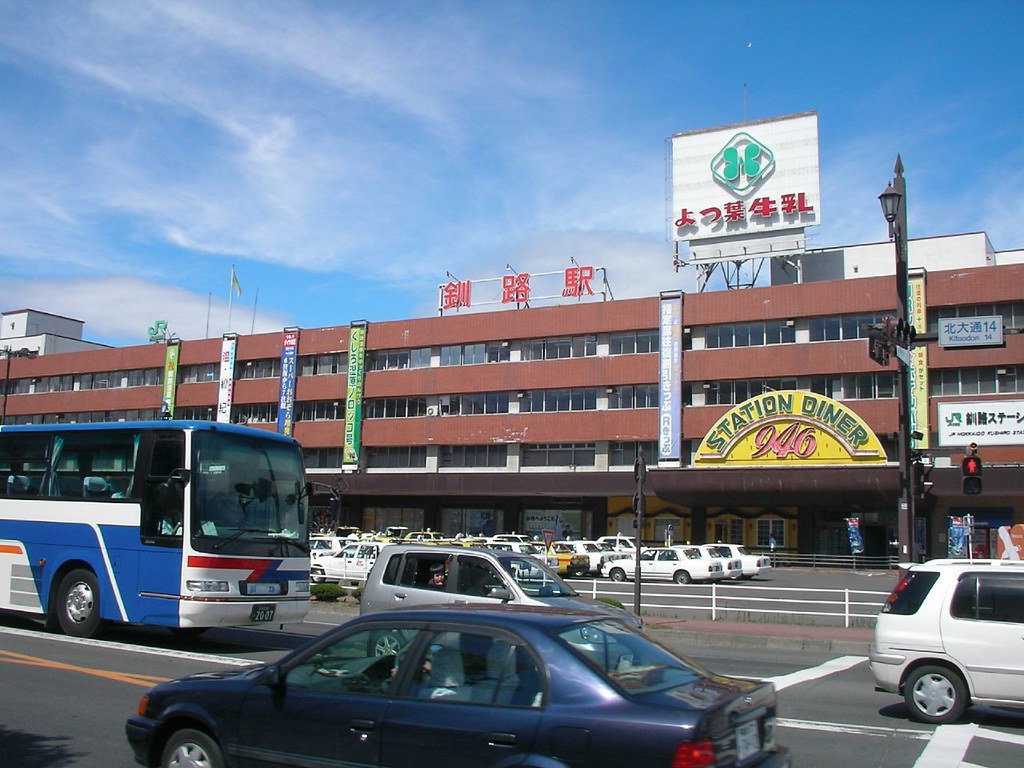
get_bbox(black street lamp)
[2,347,39,426]
[878,156,916,562]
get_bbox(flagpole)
[227,265,235,333]
[250,287,259,334]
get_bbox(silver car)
[359,544,641,627]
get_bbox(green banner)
[162,343,180,418]
[343,324,367,466]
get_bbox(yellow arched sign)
[695,390,886,466]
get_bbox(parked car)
[705,543,772,579]
[485,540,558,569]
[552,540,611,575]
[698,544,744,580]
[869,559,1024,724]
[486,533,534,545]
[597,534,638,551]
[548,544,592,577]
[310,535,347,562]
[359,544,641,628]
[313,541,387,585]
[126,604,790,768]
[602,546,726,584]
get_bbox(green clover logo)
[711,132,774,193]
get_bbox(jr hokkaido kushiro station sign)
[695,390,886,466]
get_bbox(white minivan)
[869,559,1024,724]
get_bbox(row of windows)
[705,320,798,349]
[929,366,1023,397]
[930,301,1024,332]
[303,441,658,470]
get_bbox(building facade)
[2,234,1022,559]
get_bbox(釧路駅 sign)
[937,400,1024,447]
[694,390,885,466]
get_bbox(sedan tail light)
[671,739,715,768]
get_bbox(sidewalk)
[308,600,875,655]
[642,615,874,655]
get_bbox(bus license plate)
[251,604,276,623]
[735,721,760,762]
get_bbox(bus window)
[140,435,185,541]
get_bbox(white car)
[312,541,386,585]
[486,534,535,545]
[309,536,348,563]
[704,543,772,579]
[601,546,725,584]
[486,540,558,569]
[552,540,609,575]
[870,559,1024,724]
[698,544,744,579]
[596,535,638,552]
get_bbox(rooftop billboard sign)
[669,111,820,264]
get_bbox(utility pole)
[632,448,647,616]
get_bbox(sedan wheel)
[609,568,626,582]
[161,728,224,768]
[904,665,968,724]
[673,570,692,584]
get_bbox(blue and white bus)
[0,421,311,638]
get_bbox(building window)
[521,443,596,467]
[444,392,510,416]
[808,313,886,342]
[364,397,429,418]
[521,335,597,361]
[704,379,799,406]
[931,301,1024,333]
[609,330,659,355]
[757,519,785,549]
[713,517,744,545]
[365,446,427,469]
[238,358,281,380]
[519,388,597,413]
[179,363,218,384]
[439,444,508,468]
[296,401,345,421]
[608,384,658,409]
[706,320,796,349]
[234,403,278,423]
[368,349,411,371]
[609,441,658,466]
[303,447,343,468]
[299,352,347,376]
[929,366,1022,397]
[174,407,215,421]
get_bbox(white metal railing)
[574,579,890,628]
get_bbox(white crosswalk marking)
[766,655,866,691]
[912,723,978,768]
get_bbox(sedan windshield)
[500,555,576,597]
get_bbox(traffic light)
[894,317,917,350]
[961,452,983,495]
[867,323,890,366]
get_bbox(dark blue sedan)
[126,604,790,768]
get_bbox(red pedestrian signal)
[961,454,983,495]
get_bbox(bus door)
[135,432,187,625]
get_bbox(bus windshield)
[191,430,308,555]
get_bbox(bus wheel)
[55,569,103,638]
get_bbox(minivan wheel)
[904,665,968,724]
[609,568,626,582]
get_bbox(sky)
[1,1,1022,348]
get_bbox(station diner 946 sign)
[669,111,821,263]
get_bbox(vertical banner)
[217,334,237,423]
[845,517,864,554]
[948,516,967,558]
[343,322,367,467]
[277,327,299,436]
[908,275,929,448]
[162,343,180,418]
[658,292,682,462]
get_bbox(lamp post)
[2,347,39,426]
[878,156,916,562]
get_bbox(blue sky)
[1,1,1022,348]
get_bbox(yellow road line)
[0,648,169,687]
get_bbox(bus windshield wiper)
[212,527,265,549]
